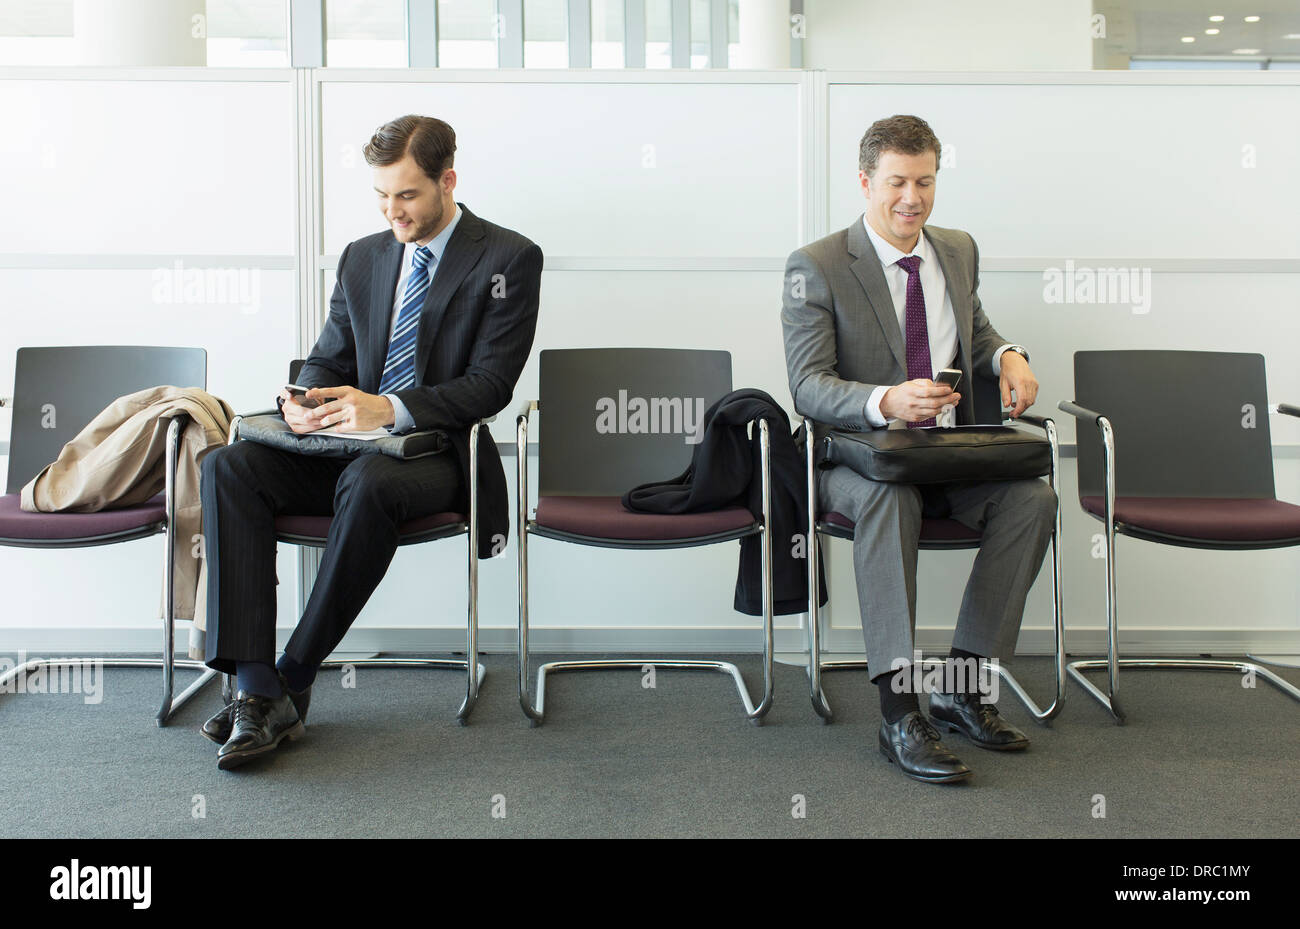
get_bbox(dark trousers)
[200,441,464,675]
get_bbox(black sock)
[276,653,316,694]
[875,670,920,724]
[947,646,987,697]
[235,661,282,700]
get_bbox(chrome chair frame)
[516,399,776,726]
[1057,399,1300,723]
[224,411,490,724]
[0,416,220,725]
[802,414,1067,725]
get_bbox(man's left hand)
[999,352,1039,419]
[307,386,395,432]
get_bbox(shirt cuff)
[866,385,893,428]
[992,344,1016,376]
[387,394,415,434]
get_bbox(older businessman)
[781,114,1055,784]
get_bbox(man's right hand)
[278,388,324,435]
[879,379,961,424]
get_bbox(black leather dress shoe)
[929,689,1029,751]
[201,676,311,745]
[215,690,305,770]
[878,711,972,784]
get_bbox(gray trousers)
[819,464,1056,678]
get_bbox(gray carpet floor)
[1,654,1296,838]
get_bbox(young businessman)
[199,115,543,770]
[781,115,1055,784]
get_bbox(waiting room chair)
[0,345,218,725]
[1059,349,1300,723]
[223,360,488,724]
[515,348,775,725]
[802,374,1066,724]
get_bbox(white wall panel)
[321,79,803,259]
[827,81,1300,260]
[0,79,295,256]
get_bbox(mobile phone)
[935,368,962,391]
[284,384,331,410]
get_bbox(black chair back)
[7,345,207,491]
[1074,350,1276,500]
[538,348,733,496]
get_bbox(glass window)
[689,0,709,68]
[0,0,289,68]
[326,0,407,67]
[524,0,567,67]
[439,0,499,67]
[646,0,671,68]
[591,0,624,68]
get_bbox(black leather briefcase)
[822,426,1050,484]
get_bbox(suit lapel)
[368,235,404,391]
[414,204,486,383]
[925,229,973,374]
[847,218,906,373]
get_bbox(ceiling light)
[1209,15,1224,22]
[1181,36,1195,43]
[1244,16,1260,23]
[1205,28,1220,34]
[1231,48,1260,54]
[1284,34,1300,39]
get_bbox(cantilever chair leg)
[516,412,776,727]
[1066,443,1300,721]
[804,415,1067,724]
[217,415,491,725]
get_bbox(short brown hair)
[858,115,940,177]
[363,115,456,182]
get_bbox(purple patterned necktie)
[896,255,934,428]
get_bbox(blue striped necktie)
[378,244,434,395]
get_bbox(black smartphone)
[935,368,962,391]
[284,384,332,410]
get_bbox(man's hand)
[306,386,395,433]
[278,388,326,435]
[999,351,1039,419]
[880,379,961,424]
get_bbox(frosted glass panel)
[0,79,295,255]
[828,82,1300,260]
[321,81,801,258]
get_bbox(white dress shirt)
[860,216,1015,428]
[385,205,462,433]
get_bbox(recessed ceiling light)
[1205,28,1220,35]
[1284,33,1300,39]
[1244,16,1260,23]
[1209,15,1225,22]
[1181,36,1195,43]
[1231,48,1260,54]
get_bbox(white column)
[735,0,789,69]
[73,0,207,66]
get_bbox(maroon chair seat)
[820,509,983,544]
[1081,496,1300,545]
[274,510,466,544]
[0,492,166,545]
[536,495,756,542]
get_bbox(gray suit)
[782,217,1055,675]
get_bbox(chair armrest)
[514,399,537,424]
[1012,413,1048,429]
[1057,400,1104,424]
[1275,403,1300,419]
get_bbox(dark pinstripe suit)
[202,203,543,674]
